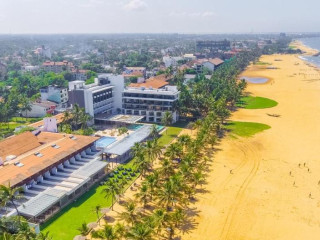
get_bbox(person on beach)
[230,169,233,174]
[309,192,312,198]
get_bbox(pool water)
[241,76,268,84]
[156,125,165,131]
[128,124,144,131]
[96,136,117,149]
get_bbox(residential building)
[122,85,179,123]
[71,69,88,81]
[34,45,51,59]
[42,60,74,73]
[0,131,103,223]
[68,74,124,118]
[40,85,68,108]
[193,58,224,73]
[123,66,146,78]
[21,100,57,118]
[162,56,183,68]
[183,54,196,61]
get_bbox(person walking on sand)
[309,192,312,198]
[304,162,306,167]
[289,171,292,176]
[230,169,233,174]
[298,163,301,168]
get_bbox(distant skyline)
[0,0,319,34]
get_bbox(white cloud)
[124,0,147,11]
[169,10,215,18]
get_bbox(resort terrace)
[0,131,106,223]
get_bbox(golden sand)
[181,54,320,240]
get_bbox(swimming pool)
[241,76,269,84]
[156,125,165,132]
[128,124,144,131]
[96,136,117,149]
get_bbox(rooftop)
[29,113,65,129]
[129,74,172,89]
[0,132,98,187]
[105,125,151,156]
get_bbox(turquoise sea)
[299,37,320,67]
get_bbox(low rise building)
[40,85,68,108]
[42,60,74,73]
[122,85,179,123]
[0,131,103,223]
[21,100,57,118]
[68,74,124,118]
[71,69,88,81]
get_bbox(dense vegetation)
[177,49,263,118]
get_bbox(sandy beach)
[290,40,319,56]
[181,54,320,240]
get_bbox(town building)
[21,100,57,118]
[122,85,179,123]
[0,131,103,223]
[162,56,183,68]
[42,60,74,73]
[193,58,224,73]
[123,66,146,78]
[71,69,88,81]
[68,74,125,118]
[40,85,68,108]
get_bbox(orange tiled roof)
[129,74,171,89]
[0,132,98,187]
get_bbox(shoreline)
[290,40,319,56]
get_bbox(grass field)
[226,121,271,138]
[237,96,278,109]
[41,125,184,240]
[0,117,41,138]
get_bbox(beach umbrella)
[73,235,86,240]
[87,222,98,229]
[100,207,111,214]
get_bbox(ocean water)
[299,37,320,67]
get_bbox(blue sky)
[0,0,319,33]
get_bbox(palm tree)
[145,140,161,166]
[77,222,90,236]
[145,173,159,201]
[103,180,119,210]
[126,223,154,240]
[151,208,170,234]
[36,232,52,240]
[131,142,145,158]
[61,110,71,125]
[19,96,32,121]
[161,111,173,134]
[91,224,117,240]
[150,124,158,139]
[94,205,102,225]
[134,154,150,179]
[119,201,139,226]
[164,143,182,161]
[79,109,92,130]
[0,183,24,224]
[134,184,150,208]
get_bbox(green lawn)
[237,96,278,109]
[0,117,42,138]
[158,121,187,146]
[225,121,271,138]
[41,125,185,240]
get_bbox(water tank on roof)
[6,155,17,161]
